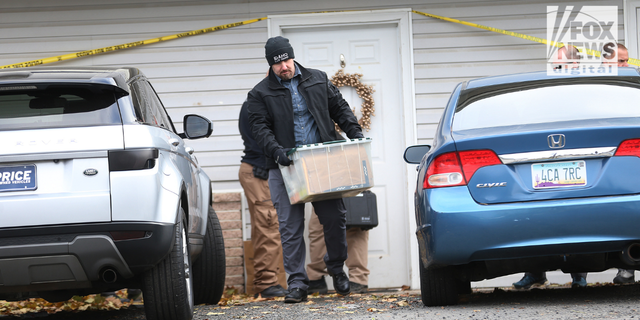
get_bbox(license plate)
[0,165,37,192]
[532,161,586,189]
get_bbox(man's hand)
[273,148,292,166]
[353,132,364,139]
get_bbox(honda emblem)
[547,134,566,149]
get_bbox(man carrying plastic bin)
[247,36,364,303]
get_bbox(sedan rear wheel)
[419,258,458,306]
[143,208,194,320]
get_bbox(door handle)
[169,138,180,147]
[185,147,195,155]
[340,54,346,68]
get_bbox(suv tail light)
[424,150,501,189]
[615,139,640,157]
[108,148,158,171]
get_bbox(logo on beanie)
[273,53,289,64]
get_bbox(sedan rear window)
[0,83,122,130]
[453,84,640,131]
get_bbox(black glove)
[273,148,292,166]
[353,132,364,139]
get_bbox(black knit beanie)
[265,36,295,66]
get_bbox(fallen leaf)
[397,300,409,307]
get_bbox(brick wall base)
[212,192,245,294]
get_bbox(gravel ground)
[12,283,640,319]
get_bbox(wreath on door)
[330,69,375,132]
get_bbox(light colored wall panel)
[206,165,243,182]
[133,59,267,78]
[414,61,544,79]
[415,78,468,95]
[150,74,263,93]
[0,0,626,191]
[417,109,444,124]
[196,150,244,168]
[185,135,243,153]
[167,106,242,123]
[159,91,248,111]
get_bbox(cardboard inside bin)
[280,139,374,204]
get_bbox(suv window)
[0,83,122,131]
[130,79,174,132]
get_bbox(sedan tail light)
[424,152,466,188]
[459,150,502,180]
[615,139,640,157]
[424,150,502,189]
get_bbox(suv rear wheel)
[193,207,226,304]
[143,206,194,320]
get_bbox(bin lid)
[287,137,372,155]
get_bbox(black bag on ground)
[344,190,378,230]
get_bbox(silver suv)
[0,67,225,319]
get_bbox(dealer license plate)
[0,165,37,192]
[532,161,586,189]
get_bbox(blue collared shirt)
[277,66,322,146]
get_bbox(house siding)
[0,0,624,191]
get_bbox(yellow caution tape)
[1,10,637,69]
[0,17,266,69]
[412,10,640,67]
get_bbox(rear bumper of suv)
[0,222,175,292]
[417,187,640,269]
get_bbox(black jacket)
[247,62,362,169]
[238,100,266,169]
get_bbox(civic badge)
[547,134,565,149]
[83,168,98,176]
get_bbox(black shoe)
[512,273,547,289]
[127,288,142,300]
[284,288,308,303]
[308,278,328,294]
[331,272,350,295]
[613,269,635,284]
[349,281,368,293]
[254,284,287,298]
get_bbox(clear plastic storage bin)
[279,138,374,204]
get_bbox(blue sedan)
[404,68,640,306]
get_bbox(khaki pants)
[307,210,370,285]
[239,162,283,293]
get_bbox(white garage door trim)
[267,8,420,289]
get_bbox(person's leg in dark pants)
[268,169,308,296]
[313,198,350,295]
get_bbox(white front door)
[283,23,410,289]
